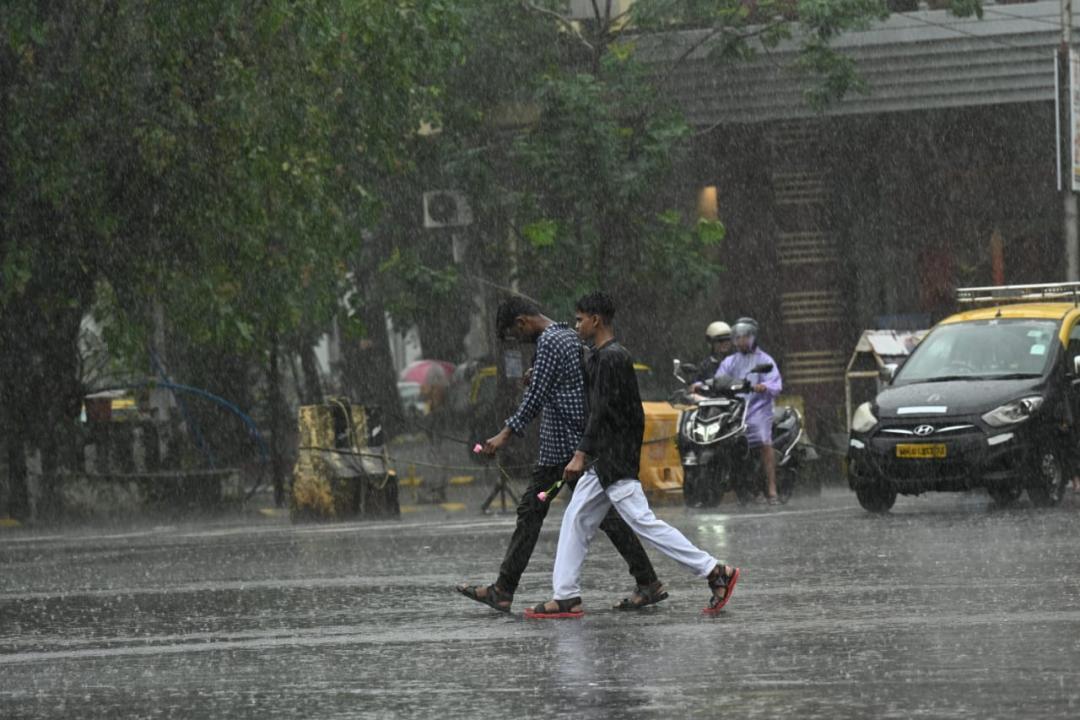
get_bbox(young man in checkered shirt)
[456,296,666,613]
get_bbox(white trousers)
[553,469,719,600]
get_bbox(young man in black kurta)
[525,292,740,619]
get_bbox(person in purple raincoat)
[715,317,783,504]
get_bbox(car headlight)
[981,396,1044,427]
[851,402,877,434]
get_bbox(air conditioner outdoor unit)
[422,190,472,229]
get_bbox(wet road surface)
[2,487,1080,718]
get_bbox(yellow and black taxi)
[848,283,1080,512]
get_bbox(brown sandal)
[524,597,584,619]
[456,583,513,613]
[613,581,669,610]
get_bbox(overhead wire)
[981,6,1070,30]
[892,10,1030,50]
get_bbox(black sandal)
[456,583,513,613]
[703,565,740,616]
[613,581,669,610]
[524,597,584,619]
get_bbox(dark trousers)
[496,464,658,594]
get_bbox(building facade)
[655,1,1068,434]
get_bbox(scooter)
[671,360,760,507]
[736,404,818,504]
[671,360,816,506]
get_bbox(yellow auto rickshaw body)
[634,363,686,503]
[639,400,684,502]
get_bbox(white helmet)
[705,321,731,343]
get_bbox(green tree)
[0,0,463,518]
[430,0,980,364]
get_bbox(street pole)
[1063,0,1079,280]
[453,231,489,360]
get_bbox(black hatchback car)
[847,286,1080,512]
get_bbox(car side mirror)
[880,363,898,383]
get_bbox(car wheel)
[987,485,1022,507]
[855,485,897,513]
[1026,444,1067,507]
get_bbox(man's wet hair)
[575,291,616,324]
[495,296,542,341]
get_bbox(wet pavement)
[2,485,1080,719]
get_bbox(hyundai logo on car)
[913,425,935,436]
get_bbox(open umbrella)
[399,360,455,386]
[399,360,456,415]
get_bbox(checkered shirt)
[505,323,587,466]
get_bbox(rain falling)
[2,1,1079,717]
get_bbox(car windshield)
[894,319,1058,383]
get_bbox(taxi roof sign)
[955,282,1080,305]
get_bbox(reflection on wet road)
[2,489,1079,718]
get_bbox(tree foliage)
[2,0,461,360]
[0,0,463,516]
[435,0,962,332]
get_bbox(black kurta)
[578,339,645,488]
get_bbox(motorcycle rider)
[695,321,733,384]
[715,317,783,504]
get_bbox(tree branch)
[520,0,595,54]
[658,19,786,90]
[668,26,725,78]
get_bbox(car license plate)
[895,443,946,459]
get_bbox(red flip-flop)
[703,566,740,616]
[524,598,584,619]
